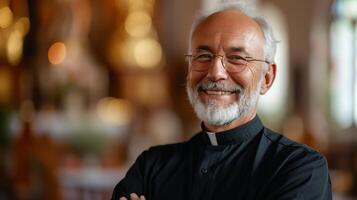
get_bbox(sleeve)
[266,150,332,200]
[111,151,148,200]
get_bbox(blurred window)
[330,0,357,129]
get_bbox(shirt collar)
[200,115,264,146]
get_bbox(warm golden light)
[124,11,152,37]
[48,42,67,65]
[14,17,30,36]
[7,31,23,66]
[97,97,133,126]
[134,38,162,68]
[0,7,13,28]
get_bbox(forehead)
[191,11,265,55]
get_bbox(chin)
[192,94,242,126]
[187,86,260,126]
[204,98,237,108]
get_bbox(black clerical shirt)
[112,116,332,200]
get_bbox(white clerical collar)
[206,131,218,146]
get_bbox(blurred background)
[0,0,356,199]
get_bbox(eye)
[226,55,247,65]
[193,53,213,62]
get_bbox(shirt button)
[201,168,208,174]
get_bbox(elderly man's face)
[187,11,272,128]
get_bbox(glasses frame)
[185,53,271,73]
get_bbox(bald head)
[188,8,278,63]
[191,10,266,62]
[194,10,265,41]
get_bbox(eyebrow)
[195,45,212,52]
[228,47,249,56]
[194,45,250,56]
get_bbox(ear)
[260,63,277,95]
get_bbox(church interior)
[0,0,356,199]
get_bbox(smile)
[203,89,237,95]
[198,86,240,95]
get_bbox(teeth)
[205,90,232,95]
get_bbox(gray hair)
[188,2,278,64]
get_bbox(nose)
[206,55,229,81]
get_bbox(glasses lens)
[224,55,247,73]
[224,64,246,73]
[188,53,210,71]
[186,54,248,73]
[191,61,209,72]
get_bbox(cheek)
[230,69,260,92]
[230,73,249,88]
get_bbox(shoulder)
[261,128,328,170]
[263,128,323,153]
[260,128,329,178]
[258,129,331,199]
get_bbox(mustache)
[196,80,243,93]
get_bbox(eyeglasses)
[185,53,271,73]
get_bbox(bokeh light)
[14,17,30,36]
[124,11,152,37]
[0,7,13,28]
[48,42,67,65]
[96,97,133,126]
[7,31,23,66]
[134,38,162,68]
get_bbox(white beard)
[186,79,262,126]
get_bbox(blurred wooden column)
[263,0,333,152]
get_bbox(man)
[112,4,332,200]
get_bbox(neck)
[204,110,257,133]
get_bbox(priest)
[112,3,332,200]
